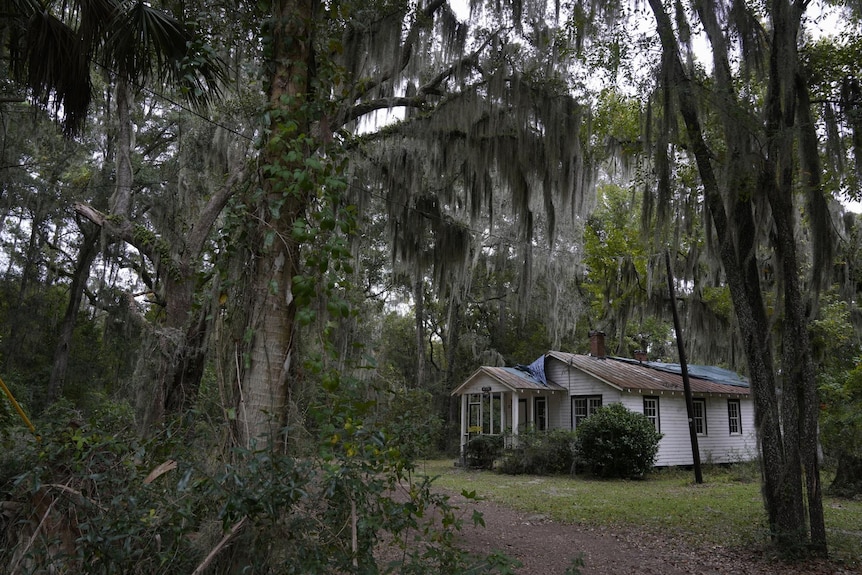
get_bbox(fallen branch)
[143,460,177,484]
[43,483,107,512]
[190,516,248,575]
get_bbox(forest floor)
[445,489,860,575]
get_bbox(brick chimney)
[589,330,606,359]
[634,350,648,363]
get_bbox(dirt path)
[446,491,859,575]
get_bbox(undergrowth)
[0,400,518,574]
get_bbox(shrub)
[574,403,663,478]
[464,434,503,469]
[373,387,444,460]
[0,396,518,574]
[499,429,577,475]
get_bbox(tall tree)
[2,0,231,420]
[223,0,595,447]
[640,0,831,553]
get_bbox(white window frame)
[692,398,707,436]
[572,395,602,428]
[727,399,742,435]
[468,392,503,435]
[643,396,660,432]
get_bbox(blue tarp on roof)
[514,355,548,386]
[626,359,749,388]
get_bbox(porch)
[451,364,566,456]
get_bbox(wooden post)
[665,250,703,484]
[460,393,468,463]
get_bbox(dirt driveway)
[446,490,859,575]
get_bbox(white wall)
[545,356,621,430]
[619,392,757,465]
[545,356,758,466]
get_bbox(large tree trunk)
[236,0,313,449]
[135,264,212,431]
[646,0,822,554]
[110,79,133,219]
[47,224,100,402]
[762,0,826,550]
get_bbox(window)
[535,397,548,431]
[572,395,602,428]
[468,394,481,432]
[727,399,741,435]
[692,398,707,435]
[468,392,503,435]
[643,396,660,432]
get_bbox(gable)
[451,366,566,396]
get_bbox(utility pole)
[665,250,703,484]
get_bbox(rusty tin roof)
[546,352,750,397]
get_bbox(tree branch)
[334,7,502,130]
[187,167,246,258]
[74,203,157,263]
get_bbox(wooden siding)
[545,355,757,466]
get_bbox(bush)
[373,387,444,460]
[574,403,663,478]
[464,434,503,469]
[0,396,518,574]
[499,429,577,475]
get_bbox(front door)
[518,398,527,432]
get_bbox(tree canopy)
[1,0,861,568]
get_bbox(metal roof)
[546,352,750,397]
[451,366,567,396]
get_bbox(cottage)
[452,332,757,467]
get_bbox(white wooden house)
[452,332,757,467]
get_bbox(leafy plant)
[464,434,504,470]
[499,429,577,475]
[574,403,663,478]
[0,396,519,574]
[372,386,444,460]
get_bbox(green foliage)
[574,403,663,478]
[623,317,673,361]
[372,387,444,460]
[820,365,862,460]
[812,293,862,496]
[0,281,135,414]
[1,401,201,575]
[0,395,517,574]
[583,184,649,349]
[499,429,577,475]
[464,434,504,470]
[592,89,641,152]
[701,286,733,321]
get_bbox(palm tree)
[3,0,220,136]
[2,0,227,417]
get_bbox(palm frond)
[24,9,92,135]
[104,1,224,107]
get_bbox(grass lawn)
[415,459,862,564]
